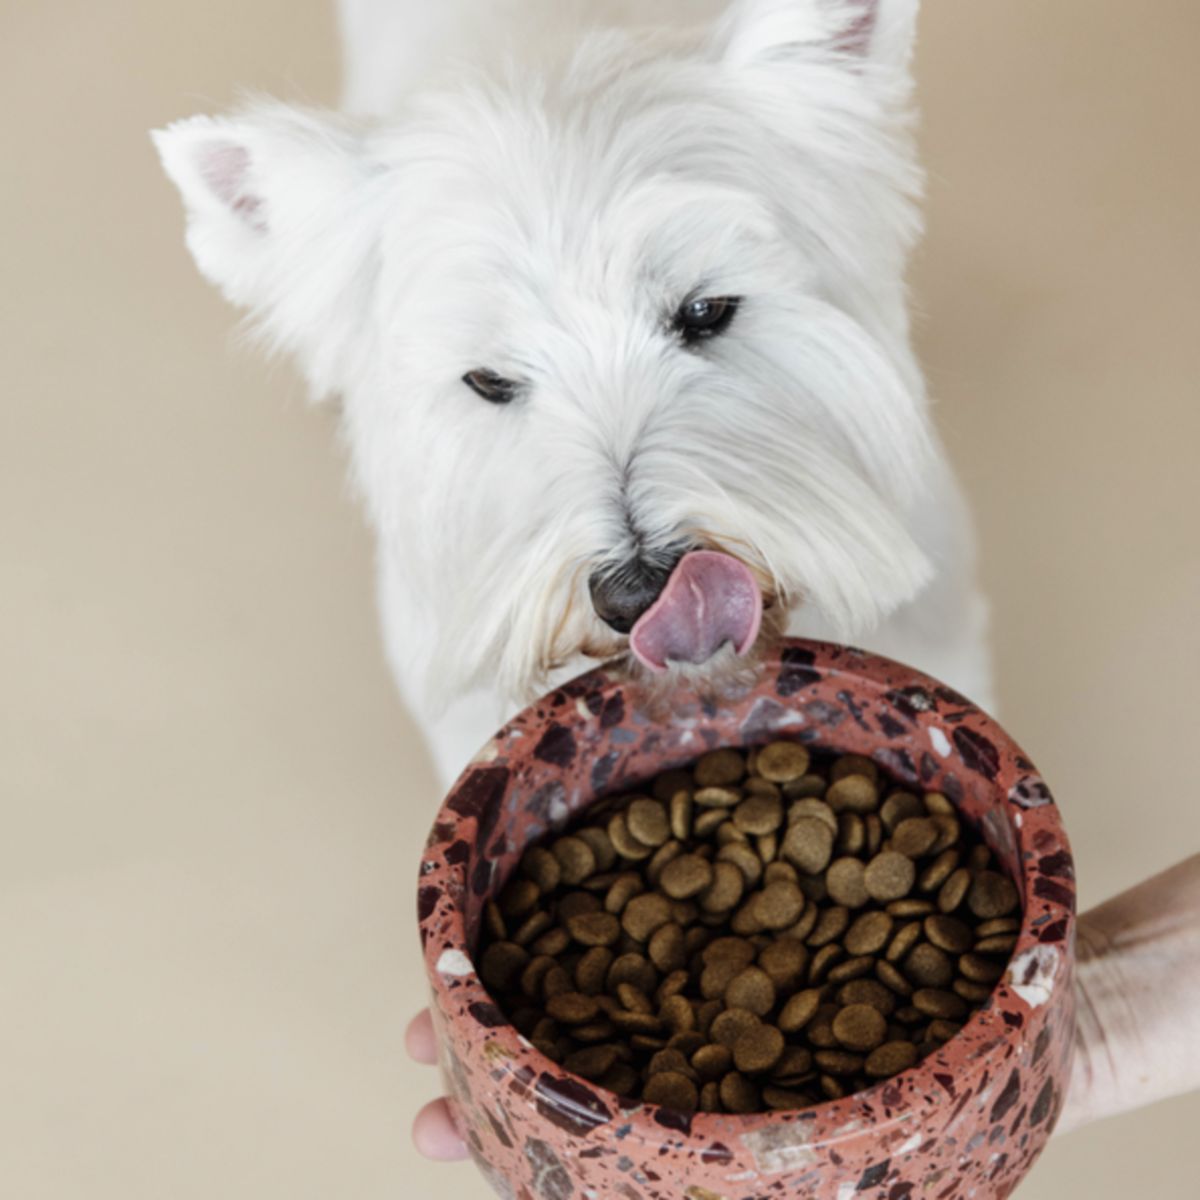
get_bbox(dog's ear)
[720,0,919,72]
[152,104,384,399]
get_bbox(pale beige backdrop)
[2,1,1197,1197]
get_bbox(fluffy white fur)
[155,0,991,785]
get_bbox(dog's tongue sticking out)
[629,551,762,673]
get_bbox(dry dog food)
[475,743,1021,1115]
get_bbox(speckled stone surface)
[419,641,1076,1200]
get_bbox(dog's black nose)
[589,554,681,635]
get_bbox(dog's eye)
[674,296,740,344]
[463,369,518,405]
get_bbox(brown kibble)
[778,988,824,1034]
[807,943,845,985]
[756,741,811,783]
[773,1044,815,1081]
[694,748,746,788]
[826,774,879,814]
[643,1071,699,1112]
[567,911,621,948]
[912,988,969,1020]
[660,994,697,1034]
[725,966,776,1016]
[710,1007,762,1047]
[719,1071,760,1114]
[938,867,972,913]
[558,891,601,922]
[616,982,654,1014]
[891,817,941,858]
[820,1074,846,1100]
[832,1004,888,1053]
[521,956,556,999]
[699,860,747,914]
[499,878,541,919]
[968,871,1021,920]
[626,798,671,848]
[836,812,866,857]
[953,978,994,1003]
[864,813,884,857]
[924,915,974,955]
[887,898,935,918]
[563,1044,619,1081]
[976,917,1022,938]
[546,992,601,1025]
[608,812,654,861]
[551,837,597,886]
[844,911,894,956]
[607,952,656,994]
[717,842,764,889]
[905,943,955,988]
[814,1049,865,1076]
[826,857,870,908]
[875,960,914,997]
[577,825,617,872]
[479,940,529,991]
[788,797,839,833]
[575,946,613,995]
[918,849,960,893]
[648,922,687,973]
[611,1009,665,1035]
[806,904,850,947]
[830,754,879,784]
[542,965,573,999]
[782,902,820,942]
[669,790,694,841]
[693,786,741,810]
[864,851,916,902]
[805,1004,841,1048]
[865,1041,919,1078]
[512,910,553,946]
[929,1019,963,1042]
[974,933,1020,956]
[929,814,962,854]
[734,792,784,836]
[880,791,925,832]
[826,956,875,985]
[692,1043,734,1081]
[484,900,506,942]
[699,1081,722,1112]
[604,872,644,915]
[646,840,684,887]
[763,1085,813,1110]
[837,978,896,1016]
[758,939,809,990]
[659,854,714,900]
[653,768,694,803]
[622,892,673,941]
[657,969,689,1005]
[754,881,806,931]
[522,846,563,893]
[782,817,835,875]
[733,1024,785,1074]
[959,953,1006,984]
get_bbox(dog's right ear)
[152,104,386,399]
[719,0,919,73]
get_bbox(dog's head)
[156,0,933,705]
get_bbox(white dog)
[155,0,991,786]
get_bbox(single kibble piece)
[844,911,894,956]
[864,851,916,902]
[719,1071,760,1114]
[733,793,784,836]
[659,854,714,900]
[710,1006,762,1048]
[891,817,941,858]
[755,741,811,783]
[905,943,955,989]
[693,748,746,788]
[734,1024,786,1074]
[643,1071,699,1113]
[522,846,563,893]
[622,892,673,941]
[566,911,621,948]
[826,857,870,908]
[968,871,1021,920]
[546,992,601,1026]
[783,817,836,875]
[865,1041,920,1079]
[725,966,776,1016]
[778,988,823,1033]
[552,837,597,886]
[826,774,879,814]
[626,798,671,848]
[924,914,974,954]
[832,1004,888,1052]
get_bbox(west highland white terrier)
[155,0,991,785]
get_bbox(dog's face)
[156,0,932,704]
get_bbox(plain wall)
[2,2,1197,1196]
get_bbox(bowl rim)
[419,639,1076,1149]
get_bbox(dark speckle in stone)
[535,1073,613,1137]
[804,699,845,727]
[471,856,494,897]
[857,1159,890,1190]
[601,692,626,729]
[1038,851,1074,880]
[652,1107,692,1135]
[1031,1079,1055,1125]
[876,710,907,739]
[873,747,919,786]
[444,839,470,867]
[920,752,940,783]
[1002,1010,1024,1029]
[777,646,821,695]
[1038,918,1071,943]
[1034,877,1075,909]
[701,1142,734,1165]
[953,727,1001,780]
[417,885,441,922]
[838,690,871,731]
[990,1069,1022,1123]
[469,1001,508,1029]
[591,751,619,794]
[534,723,577,767]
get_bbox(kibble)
[475,743,1022,1115]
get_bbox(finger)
[413,1097,470,1161]
[406,1008,439,1065]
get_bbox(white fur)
[155,0,991,786]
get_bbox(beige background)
[2,1,1198,1196]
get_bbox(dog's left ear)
[720,0,919,72]
[152,104,385,399]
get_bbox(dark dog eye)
[463,369,518,404]
[674,296,740,344]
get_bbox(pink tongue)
[630,551,763,673]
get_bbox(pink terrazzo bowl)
[418,640,1076,1200]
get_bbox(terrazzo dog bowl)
[418,640,1076,1200]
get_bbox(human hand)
[407,855,1200,1159]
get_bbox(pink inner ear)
[836,0,878,55]
[197,141,266,232]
